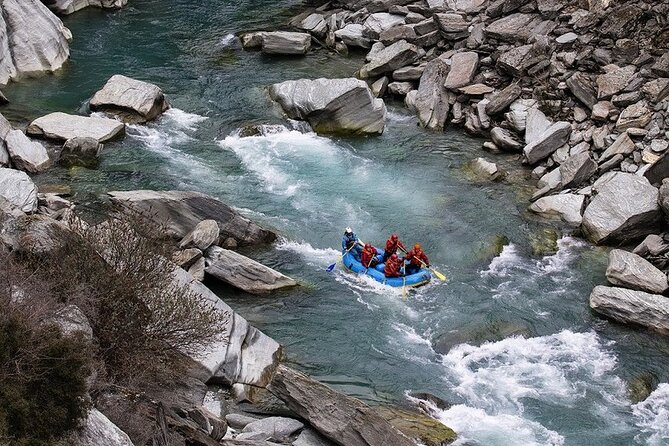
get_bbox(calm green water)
[6,1,669,444]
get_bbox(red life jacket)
[406,249,429,267]
[384,257,402,277]
[361,245,377,266]
[385,238,405,256]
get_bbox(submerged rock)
[108,190,276,246]
[606,249,668,294]
[27,112,125,143]
[432,320,532,354]
[0,0,71,86]
[269,78,386,135]
[90,75,169,123]
[267,365,418,446]
[590,285,669,336]
[204,246,297,294]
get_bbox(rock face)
[414,57,449,130]
[261,32,312,55]
[0,168,38,212]
[4,130,50,173]
[204,246,297,295]
[268,78,386,135]
[108,190,276,246]
[90,75,169,123]
[42,0,127,15]
[0,0,71,86]
[590,285,669,336]
[606,249,668,294]
[529,193,584,226]
[71,408,134,446]
[27,112,125,142]
[582,173,662,245]
[359,40,424,78]
[268,365,417,446]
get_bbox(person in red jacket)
[361,243,379,268]
[383,234,406,262]
[404,243,429,275]
[384,253,404,278]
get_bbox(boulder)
[371,76,389,98]
[172,248,203,270]
[642,78,669,103]
[27,112,125,142]
[42,0,127,15]
[89,75,169,123]
[0,168,38,212]
[267,365,417,446]
[179,219,220,250]
[0,0,71,86]
[293,428,336,446]
[334,24,372,49]
[599,132,635,164]
[261,32,311,55]
[107,190,276,246]
[298,13,326,37]
[268,78,386,135]
[359,40,424,78]
[529,193,584,226]
[524,107,551,144]
[58,137,103,168]
[469,157,503,181]
[505,99,536,132]
[582,173,662,245]
[485,13,538,42]
[458,84,494,95]
[523,121,572,164]
[559,152,596,189]
[433,13,469,39]
[616,101,652,131]
[596,65,636,100]
[413,57,450,130]
[379,25,417,46]
[4,130,50,173]
[363,13,406,39]
[490,127,522,151]
[590,285,669,336]
[606,249,668,294]
[387,81,413,96]
[71,408,134,446]
[496,44,533,77]
[204,246,297,295]
[240,32,265,49]
[485,83,522,115]
[652,53,669,77]
[566,72,597,109]
[392,64,425,81]
[242,417,304,442]
[54,305,93,340]
[444,52,478,89]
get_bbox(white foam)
[632,383,669,446]
[537,236,588,274]
[441,330,623,413]
[219,33,237,47]
[480,243,523,278]
[391,322,433,348]
[275,238,340,266]
[386,109,416,123]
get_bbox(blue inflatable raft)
[342,247,432,288]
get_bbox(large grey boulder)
[4,130,50,173]
[0,0,71,86]
[261,32,311,55]
[582,173,662,245]
[505,99,536,132]
[529,193,584,226]
[269,78,386,135]
[171,266,282,386]
[58,137,103,168]
[559,152,596,189]
[27,112,125,142]
[414,57,450,130]
[268,365,416,446]
[524,107,552,144]
[0,168,38,212]
[359,40,424,78]
[444,51,478,89]
[204,246,297,295]
[42,0,127,15]
[334,24,372,49]
[363,13,406,39]
[606,249,668,294]
[566,72,597,109]
[596,65,636,100]
[90,75,169,123]
[107,190,276,246]
[590,285,669,336]
[242,417,304,442]
[523,121,571,164]
[71,408,134,446]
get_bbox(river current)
[6,1,669,444]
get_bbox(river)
[5,1,669,444]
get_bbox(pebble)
[556,32,578,44]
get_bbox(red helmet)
[390,253,398,260]
[391,234,398,241]
[414,243,422,250]
[364,243,372,249]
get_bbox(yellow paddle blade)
[431,268,447,281]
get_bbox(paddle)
[401,264,408,300]
[326,240,363,272]
[399,246,448,281]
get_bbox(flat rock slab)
[269,78,386,135]
[261,31,311,55]
[205,246,297,295]
[0,167,38,213]
[90,74,169,123]
[590,285,669,336]
[108,190,276,246]
[27,112,125,142]
[606,249,668,294]
[529,193,584,226]
[582,172,662,245]
[360,40,424,78]
[444,52,478,89]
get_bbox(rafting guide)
[327,227,447,287]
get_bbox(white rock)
[363,13,406,39]
[71,409,134,446]
[4,130,50,173]
[261,31,311,55]
[529,193,584,226]
[0,167,38,212]
[335,24,372,49]
[590,285,669,336]
[27,112,125,142]
[90,74,169,123]
[606,249,669,294]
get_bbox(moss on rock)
[376,406,457,446]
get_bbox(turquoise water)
[5,1,669,444]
